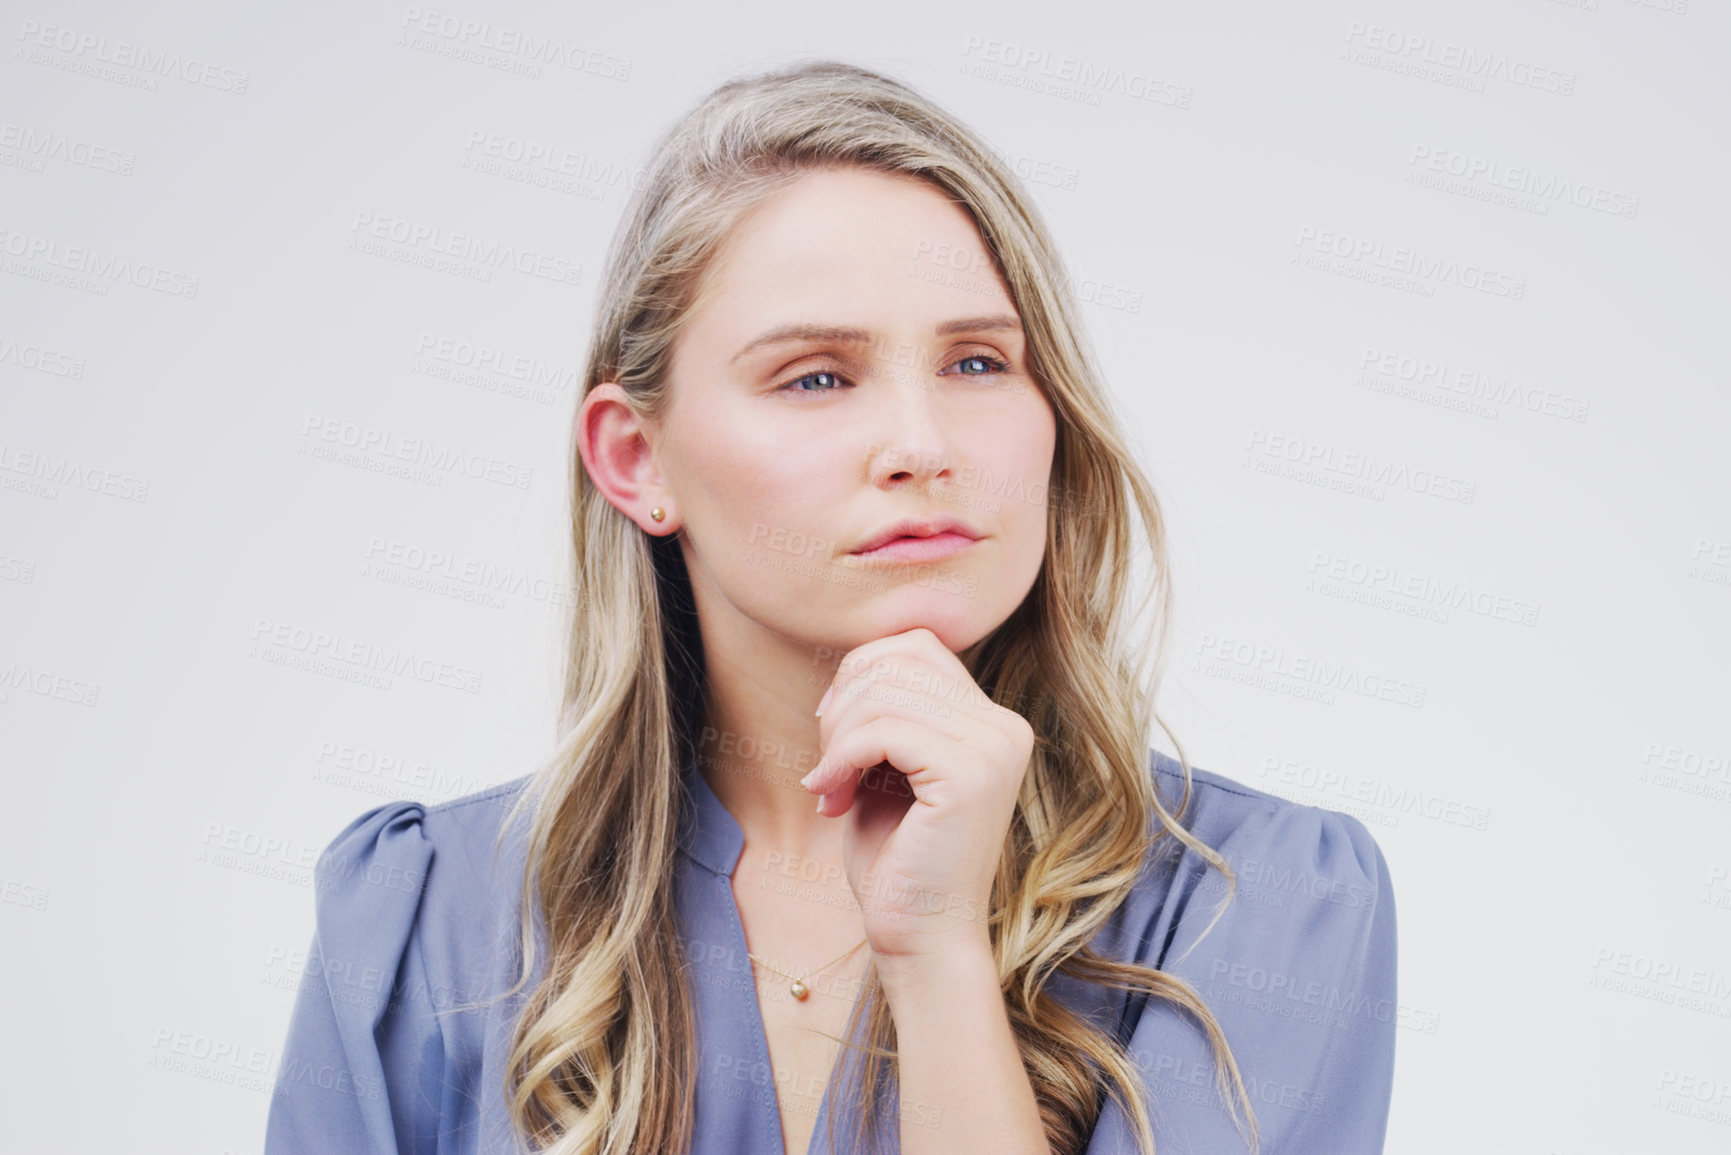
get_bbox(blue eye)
[783,370,845,395]
[776,354,1012,397]
[947,355,1009,376]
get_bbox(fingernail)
[815,795,826,815]
[815,685,834,717]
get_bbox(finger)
[822,757,919,821]
[817,645,983,752]
[821,629,950,714]
[830,628,968,697]
[808,718,958,817]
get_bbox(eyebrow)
[729,315,1023,366]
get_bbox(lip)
[849,516,982,563]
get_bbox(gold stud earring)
[650,507,665,523]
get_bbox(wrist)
[873,935,998,1003]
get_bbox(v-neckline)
[725,870,866,1155]
[680,753,872,1155]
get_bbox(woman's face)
[651,165,1057,658]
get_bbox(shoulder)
[317,775,536,862]
[310,775,538,937]
[1080,754,1401,1151]
[1147,749,1392,902]
[268,780,537,1149]
[1108,750,1395,973]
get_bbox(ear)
[576,383,674,533]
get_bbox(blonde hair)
[491,58,1258,1155]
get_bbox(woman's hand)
[799,627,1035,962]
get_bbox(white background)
[3,1,1728,1152]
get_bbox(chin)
[861,593,997,653]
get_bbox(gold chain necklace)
[746,937,869,1002]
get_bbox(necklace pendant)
[790,979,808,1001]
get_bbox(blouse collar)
[677,750,745,878]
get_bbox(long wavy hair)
[488,58,1258,1155]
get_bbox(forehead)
[719,165,987,257]
[683,166,1016,342]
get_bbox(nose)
[866,373,955,491]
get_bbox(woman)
[265,60,1397,1155]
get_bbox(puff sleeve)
[1084,797,1398,1155]
[265,801,444,1155]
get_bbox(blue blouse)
[264,750,1397,1154]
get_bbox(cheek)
[678,423,851,548]
[988,403,1056,528]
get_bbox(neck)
[693,628,841,866]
